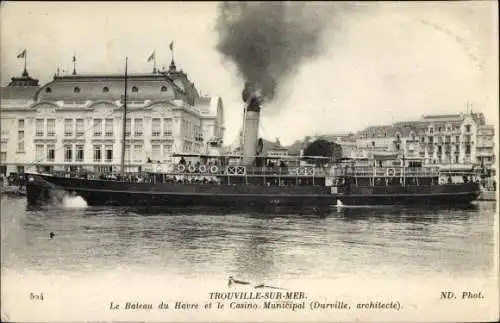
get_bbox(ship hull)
[336,183,481,206]
[25,173,333,207]
[26,173,481,208]
[337,191,480,206]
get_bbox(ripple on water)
[0,197,496,281]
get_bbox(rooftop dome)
[34,73,200,104]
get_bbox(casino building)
[0,60,225,176]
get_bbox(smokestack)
[241,82,262,166]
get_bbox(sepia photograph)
[1,1,498,322]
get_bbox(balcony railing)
[476,150,494,157]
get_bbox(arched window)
[45,87,52,93]
[103,86,109,93]
[161,86,167,92]
[132,86,138,93]
[73,87,80,93]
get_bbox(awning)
[372,152,399,161]
[439,164,474,171]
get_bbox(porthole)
[74,87,80,93]
[132,86,138,93]
[103,86,109,93]
[45,87,52,93]
[161,86,167,92]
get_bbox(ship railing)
[229,166,327,177]
[335,166,441,177]
[48,164,334,180]
[49,170,224,185]
[167,165,331,177]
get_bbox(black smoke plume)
[216,2,344,101]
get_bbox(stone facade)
[349,112,495,167]
[0,62,225,175]
[288,112,495,169]
[476,124,496,169]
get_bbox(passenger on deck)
[179,157,186,165]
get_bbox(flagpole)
[24,50,27,75]
[153,54,157,74]
[72,53,77,75]
[170,41,174,64]
[120,57,128,177]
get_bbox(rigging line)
[28,108,120,165]
[128,136,131,169]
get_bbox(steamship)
[25,63,481,208]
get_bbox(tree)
[303,139,342,165]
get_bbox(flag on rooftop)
[147,51,155,62]
[17,49,26,58]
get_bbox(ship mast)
[120,57,128,177]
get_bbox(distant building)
[262,138,288,157]
[352,111,495,168]
[0,61,225,176]
[476,124,496,170]
[230,132,288,158]
[294,111,495,170]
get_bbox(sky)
[1,1,498,146]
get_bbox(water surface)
[1,196,495,282]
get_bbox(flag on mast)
[72,53,77,75]
[169,41,175,66]
[17,49,26,58]
[147,51,155,62]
